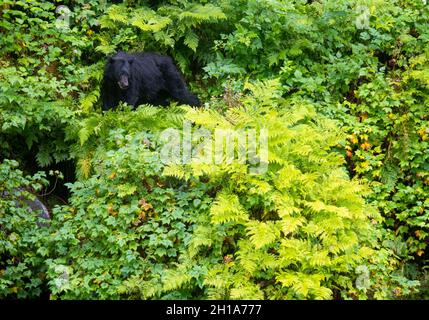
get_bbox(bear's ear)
[108,57,114,64]
[128,57,135,64]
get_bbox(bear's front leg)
[124,89,140,108]
[101,80,119,111]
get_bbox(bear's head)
[107,53,135,90]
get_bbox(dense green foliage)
[0,160,49,298]
[0,0,428,299]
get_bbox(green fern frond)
[162,268,192,292]
[106,5,129,24]
[230,282,264,299]
[279,216,305,235]
[204,265,233,289]
[236,240,279,273]
[184,30,199,52]
[131,9,171,32]
[188,225,214,258]
[277,271,327,299]
[162,164,190,180]
[246,220,280,249]
[78,116,103,146]
[178,4,227,24]
[80,91,99,114]
[210,191,249,224]
[77,156,92,179]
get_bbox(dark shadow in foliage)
[1,187,50,226]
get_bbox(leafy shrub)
[96,1,228,74]
[161,80,418,299]
[0,160,49,298]
[45,114,213,299]
[337,1,429,263]
[43,81,418,299]
[0,0,106,165]
[203,0,429,276]
[0,0,427,299]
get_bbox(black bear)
[101,51,200,111]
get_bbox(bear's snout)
[118,75,129,90]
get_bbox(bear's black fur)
[101,52,200,111]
